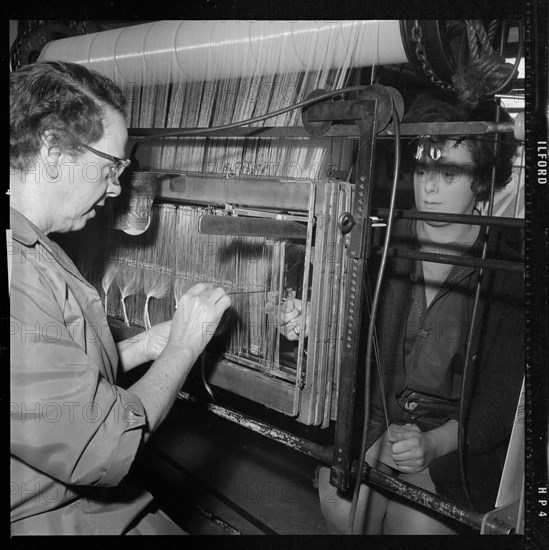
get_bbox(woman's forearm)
[116,332,150,373]
[128,343,199,440]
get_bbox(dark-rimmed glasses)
[76,140,131,185]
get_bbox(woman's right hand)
[167,283,231,358]
[280,298,309,341]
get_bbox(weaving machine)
[20,19,525,533]
[35,20,415,428]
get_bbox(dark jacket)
[367,216,524,513]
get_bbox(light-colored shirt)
[10,207,153,535]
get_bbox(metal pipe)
[176,392,514,533]
[377,248,523,273]
[459,100,505,510]
[127,120,518,139]
[391,120,516,136]
[372,207,524,229]
[360,466,491,532]
[176,392,334,464]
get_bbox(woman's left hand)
[389,430,437,473]
[143,320,172,361]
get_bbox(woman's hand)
[280,298,309,341]
[166,283,231,359]
[126,284,230,436]
[389,430,437,472]
[389,420,458,473]
[119,284,230,371]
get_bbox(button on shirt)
[10,208,152,535]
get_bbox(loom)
[32,20,525,533]
[38,20,415,428]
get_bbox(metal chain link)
[411,20,455,93]
[487,20,499,43]
[10,37,22,71]
[10,21,41,71]
[69,20,88,35]
[10,20,87,71]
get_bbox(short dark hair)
[10,61,127,172]
[402,91,519,201]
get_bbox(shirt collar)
[10,206,101,290]
[10,207,44,246]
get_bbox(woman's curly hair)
[10,61,127,172]
[402,91,519,201]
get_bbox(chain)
[10,36,22,71]
[10,21,41,71]
[487,20,499,43]
[69,20,88,35]
[10,20,88,71]
[411,20,455,93]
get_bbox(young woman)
[282,92,523,534]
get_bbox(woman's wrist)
[141,331,155,362]
[426,420,459,460]
[116,331,151,372]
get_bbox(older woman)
[10,61,230,535]
[282,92,523,534]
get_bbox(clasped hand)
[389,430,437,473]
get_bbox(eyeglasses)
[76,140,131,185]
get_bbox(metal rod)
[226,290,268,295]
[175,392,512,533]
[389,121,516,136]
[176,392,334,464]
[372,208,524,229]
[128,120,517,139]
[459,100,505,510]
[361,466,490,532]
[378,248,523,273]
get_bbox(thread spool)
[39,21,408,86]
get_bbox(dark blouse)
[399,245,477,430]
[367,215,524,512]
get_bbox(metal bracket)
[348,217,368,259]
[480,501,521,535]
[330,98,378,491]
[298,85,404,490]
